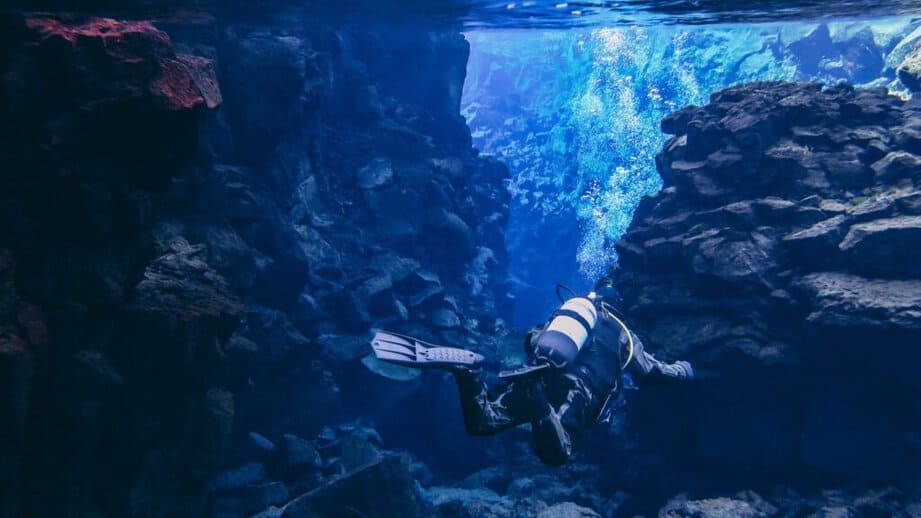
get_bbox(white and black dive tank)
[533,295,599,368]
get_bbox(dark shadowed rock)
[0,10,509,516]
[238,307,310,365]
[208,462,269,493]
[430,210,476,260]
[220,30,307,163]
[357,158,395,189]
[537,502,600,518]
[788,24,836,75]
[838,216,921,276]
[358,274,395,314]
[370,254,421,284]
[248,432,277,454]
[427,486,509,518]
[897,43,921,92]
[659,495,767,518]
[871,151,921,183]
[796,273,921,330]
[432,308,461,328]
[801,396,905,479]
[290,292,326,331]
[693,234,777,282]
[280,454,420,518]
[316,334,369,363]
[73,350,125,385]
[4,17,218,177]
[283,434,322,472]
[410,285,446,310]
[322,292,372,332]
[243,482,289,514]
[129,237,242,334]
[0,251,40,518]
[607,81,921,489]
[782,214,847,268]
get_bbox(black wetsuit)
[451,312,691,465]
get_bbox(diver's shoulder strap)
[596,303,635,368]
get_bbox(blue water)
[314,0,921,29]
[461,18,920,325]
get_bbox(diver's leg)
[451,368,547,436]
[531,374,595,466]
[628,333,694,382]
[530,391,571,466]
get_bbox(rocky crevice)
[3,5,921,518]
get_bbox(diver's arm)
[624,332,694,384]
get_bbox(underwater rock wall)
[602,81,921,497]
[0,15,234,516]
[0,9,510,516]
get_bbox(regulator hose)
[555,283,577,302]
[600,301,635,368]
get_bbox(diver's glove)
[668,360,694,380]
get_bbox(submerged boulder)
[838,216,921,277]
[280,454,421,517]
[659,495,772,518]
[796,273,921,331]
[897,43,921,92]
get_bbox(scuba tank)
[532,294,599,368]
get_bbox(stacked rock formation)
[604,82,921,494]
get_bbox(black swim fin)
[370,330,484,370]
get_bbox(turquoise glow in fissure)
[462,19,915,324]
[463,26,798,279]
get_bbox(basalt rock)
[280,454,421,517]
[0,14,233,516]
[659,486,921,518]
[897,42,921,92]
[604,82,921,496]
[0,251,45,518]
[0,6,531,518]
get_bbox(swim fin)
[370,330,485,370]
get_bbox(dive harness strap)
[599,301,635,369]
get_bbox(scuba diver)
[367,285,694,465]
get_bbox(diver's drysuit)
[368,291,693,465]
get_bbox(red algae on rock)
[12,16,220,114]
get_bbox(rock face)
[603,82,921,493]
[0,14,233,517]
[897,42,921,92]
[0,8,510,517]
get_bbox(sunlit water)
[461,17,920,324]
[302,0,921,29]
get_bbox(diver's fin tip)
[369,331,483,371]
